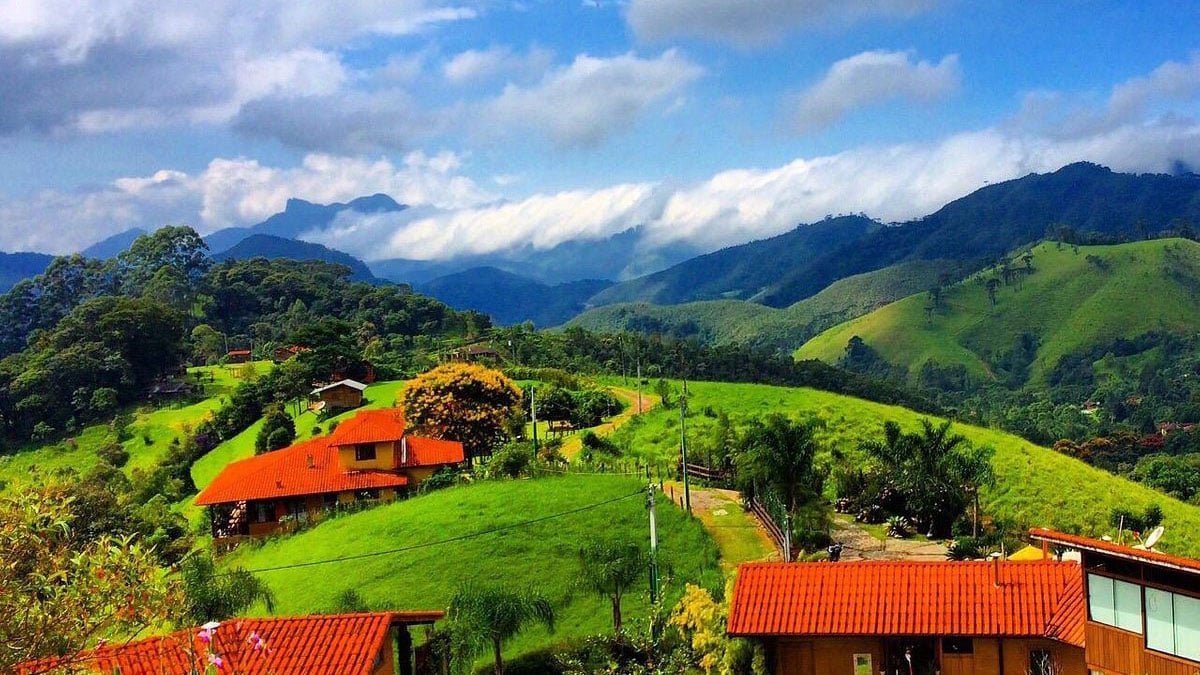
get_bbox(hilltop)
[213,234,379,283]
[568,259,955,351]
[796,238,1200,385]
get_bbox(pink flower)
[208,654,224,669]
[197,628,212,645]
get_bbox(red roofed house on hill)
[18,611,444,675]
[196,409,464,543]
[727,560,1087,675]
[1030,528,1200,674]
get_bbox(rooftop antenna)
[1134,525,1165,551]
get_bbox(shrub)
[97,443,130,468]
[946,536,986,561]
[420,466,460,493]
[331,588,370,613]
[885,515,910,538]
[486,442,534,479]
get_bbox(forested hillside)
[568,259,955,351]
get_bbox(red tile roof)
[400,436,466,466]
[329,409,406,446]
[227,349,252,356]
[727,561,1084,647]
[1029,528,1200,574]
[195,437,408,506]
[19,612,444,675]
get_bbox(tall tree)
[735,414,827,517]
[576,537,648,634]
[178,554,275,624]
[446,583,555,675]
[402,363,522,460]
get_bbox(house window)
[942,637,973,654]
[1088,573,1143,633]
[253,501,273,523]
[355,444,376,461]
[1146,587,1200,661]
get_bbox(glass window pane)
[1088,574,1116,626]
[1145,587,1175,653]
[1114,579,1143,633]
[1176,593,1200,661]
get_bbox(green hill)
[796,239,1200,385]
[567,259,956,352]
[220,475,719,660]
[603,378,1200,558]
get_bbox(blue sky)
[1,0,1199,259]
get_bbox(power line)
[229,489,644,575]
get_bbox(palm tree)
[178,554,275,624]
[446,582,555,675]
[735,414,826,516]
[576,537,648,634]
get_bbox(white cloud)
[0,150,493,254]
[355,182,664,260]
[790,50,960,132]
[483,50,703,147]
[0,1,474,135]
[442,45,552,84]
[626,0,936,47]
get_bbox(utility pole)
[647,483,660,607]
[680,378,691,514]
[530,385,539,454]
[635,357,643,414]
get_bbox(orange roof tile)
[329,408,406,446]
[1030,528,1200,574]
[727,561,1083,646]
[195,437,408,506]
[400,436,466,466]
[19,612,444,675]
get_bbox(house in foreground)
[19,611,443,675]
[1030,528,1200,674]
[728,560,1087,675]
[196,409,464,542]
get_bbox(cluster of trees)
[0,227,486,447]
[529,385,624,429]
[834,419,994,539]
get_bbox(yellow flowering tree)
[402,363,522,461]
[669,581,767,675]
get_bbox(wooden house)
[1030,528,1200,674]
[273,344,309,363]
[226,348,252,364]
[196,409,464,543]
[19,611,443,675]
[310,379,368,411]
[448,344,502,363]
[727,560,1087,675]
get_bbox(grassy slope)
[222,475,719,658]
[567,259,954,352]
[796,239,1200,383]
[606,379,1200,558]
[0,363,266,487]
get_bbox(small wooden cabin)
[727,560,1087,675]
[310,379,367,411]
[226,348,252,364]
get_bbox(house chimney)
[989,552,1002,587]
[307,453,314,468]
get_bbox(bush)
[420,466,460,493]
[97,442,130,468]
[486,442,534,479]
[946,536,987,561]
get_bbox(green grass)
[796,239,1200,384]
[605,379,1200,558]
[0,362,269,488]
[566,259,955,352]
[221,475,720,659]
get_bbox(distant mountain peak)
[347,193,403,212]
